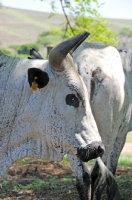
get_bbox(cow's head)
[27,32,104,162]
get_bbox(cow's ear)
[28,48,43,59]
[28,68,49,92]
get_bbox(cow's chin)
[77,141,105,162]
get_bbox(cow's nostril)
[97,144,105,156]
[77,141,105,162]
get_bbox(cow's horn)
[49,31,90,72]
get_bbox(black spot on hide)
[118,49,127,53]
[90,67,107,102]
[0,63,3,68]
[28,68,49,89]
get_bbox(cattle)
[0,32,105,200]
[29,40,131,200]
[73,42,131,200]
[73,43,131,173]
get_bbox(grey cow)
[29,39,131,199]
[73,43,131,173]
[0,32,104,200]
[73,42,131,199]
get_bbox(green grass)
[126,132,132,142]
[62,153,132,168]
[61,154,94,166]
[118,131,132,167]
[1,176,76,194]
[118,154,132,167]
[115,172,132,200]
[12,176,57,191]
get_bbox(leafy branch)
[60,0,75,37]
[40,0,118,46]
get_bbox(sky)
[1,0,132,20]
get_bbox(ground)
[0,142,132,200]
[0,158,79,200]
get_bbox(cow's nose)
[77,141,105,162]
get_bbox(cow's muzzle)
[77,141,105,162]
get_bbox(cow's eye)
[66,94,79,108]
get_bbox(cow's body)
[73,42,132,174]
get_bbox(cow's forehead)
[49,62,87,100]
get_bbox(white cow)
[0,32,104,200]
[29,40,130,200]
[73,43,131,173]
[73,42,131,199]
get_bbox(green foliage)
[12,178,56,190]
[10,43,39,55]
[9,43,39,58]
[43,0,118,46]
[65,15,118,45]
[2,180,10,187]
[37,28,63,46]
[61,154,69,165]
[17,43,39,55]
[120,27,132,37]
[0,48,12,56]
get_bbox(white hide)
[73,42,132,173]
[0,52,102,178]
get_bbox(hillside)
[0,6,65,47]
[0,6,132,50]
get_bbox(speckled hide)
[0,48,102,182]
[73,42,132,174]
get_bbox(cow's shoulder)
[73,42,125,109]
[73,42,123,86]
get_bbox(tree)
[42,0,118,46]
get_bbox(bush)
[37,29,64,46]
[120,28,132,37]
[0,48,12,56]
[17,43,39,55]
